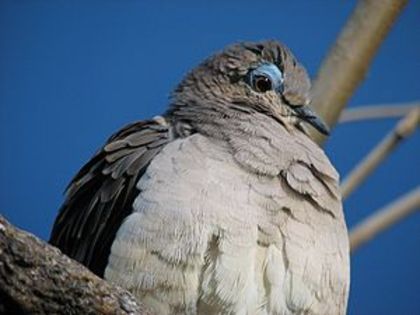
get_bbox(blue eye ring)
[247,63,284,93]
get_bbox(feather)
[49,117,172,277]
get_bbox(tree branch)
[0,215,153,315]
[340,107,419,200]
[339,102,420,123]
[310,0,408,144]
[350,187,420,252]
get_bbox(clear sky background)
[1,1,419,314]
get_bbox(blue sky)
[0,1,419,314]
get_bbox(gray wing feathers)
[49,116,172,276]
[281,131,341,217]
[224,113,341,218]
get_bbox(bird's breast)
[105,133,349,315]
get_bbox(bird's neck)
[169,105,315,177]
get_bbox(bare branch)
[350,187,420,252]
[0,215,153,315]
[339,102,420,123]
[310,0,408,143]
[341,107,419,200]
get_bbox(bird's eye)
[253,75,272,93]
[247,63,284,94]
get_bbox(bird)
[50,40,350,315]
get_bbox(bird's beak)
[293,105,330,135]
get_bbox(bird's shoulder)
[49,116,173,276]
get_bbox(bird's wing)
[281,131,342,218]
[49,116,172,277]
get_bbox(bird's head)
[169,40,329,136]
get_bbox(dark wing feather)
[49,116,172,277]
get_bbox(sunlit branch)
[340,108,419,200]
[339,102,420,123]
[310,0,408,144]
[350,187,420,252]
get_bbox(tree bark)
[0,215,153,315]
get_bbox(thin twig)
[339,102,420,123]
[350,187,420,252]
[310,0,408,144]
[340,107,419,200]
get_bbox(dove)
[50,40,350,315]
